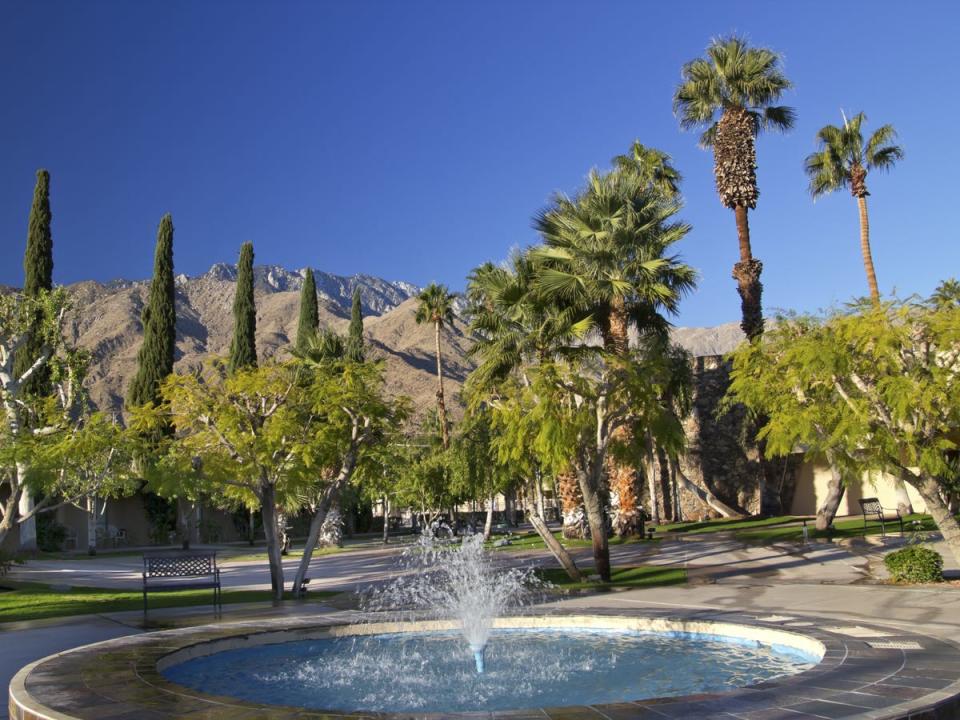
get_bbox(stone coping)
[9,607,960,719]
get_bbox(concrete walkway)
[4,532,959,718]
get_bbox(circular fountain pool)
[162,625,819,713]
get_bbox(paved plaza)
[4,529,959,718]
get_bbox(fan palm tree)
[533,169,696,538]
[415,283,457,449]
[674,35,795,340]
[612,140,682,199]
[533,168,696,354]
[466,255,589,579]
[804,112,903,305]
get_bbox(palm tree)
[466,255,588,580]
[804,112,903,304]
[612,140,682,199]
[415,283,457,449]
[674,35,795,340]
[533,169,696,355]
[533,169,696,542]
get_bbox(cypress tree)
[295,268,319,352]
[346,286,364,362]
[23,169,53,295]
[14,169,54,392]
[229,241,258,373]
[127,214,176,408]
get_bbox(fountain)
[156,532,824,713]
[360,531,541,674]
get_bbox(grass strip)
[735,513,946,543]
[0,581,338,624]
[536,565,686,591]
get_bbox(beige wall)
[789,459,926,516]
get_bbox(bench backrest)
[858,498,882,515]
[143,553,217,578]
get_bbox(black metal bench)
[858,497,904,536]
[142,552,221,614]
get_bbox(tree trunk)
[656,446,674,522]
[434,322,449,449]
[646,448,661,525]
[672,462,743,518]
[382,496,390,544]
[558,472,587,539]
[86,495,98,555]
[17,462,37,551]
[670,458,681,521]
[260,483,285,601]
[856,195,881,305]
[483,495,495,540]
[292,452,357,598]
[892,477,915,516]
[177,498,193,550]
[815,460,845,531]
[524,484,583,582]
[576,456,611,582]
[732,207,764,341]
[916,475,960,567]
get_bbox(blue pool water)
[163,628,819,712]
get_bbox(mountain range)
[56,264,744,418]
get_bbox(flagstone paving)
[4,529,960,718]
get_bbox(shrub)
[36,515,68,552]
[884,545,943,584]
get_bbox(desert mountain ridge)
[23,263,745,418]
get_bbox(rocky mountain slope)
[57,263,742,419]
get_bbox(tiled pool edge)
[10,608,960,719]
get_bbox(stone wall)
[673,355,798,520]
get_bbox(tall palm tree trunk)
[856,195,881,305]
[732,206,764,341]
[433,322,450,449]
[606,301,642,536]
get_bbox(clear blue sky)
[1,0,957,327]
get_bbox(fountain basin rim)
[155,614,826,672]
[12,610,960,720]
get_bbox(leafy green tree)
[415,283,457,448]
[295,268,319,352]
[289,358,409,595]
[228,242,257,373]
[0,289,94,548]
[727,300,960,562]
[804,112,904,304]
[127,214,176,409]
[346,286,365,363]
[674,35,795,340]
[37,413,141,554]
[141,361,314,600]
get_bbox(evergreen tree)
[229,242,257,373]
[23,170,53,295]
[295,268,319,352]
[14,169,54,392]
[127,214,176,408]
[346,286,364,362]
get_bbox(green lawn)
[735,513,942,543]
[486,530,653,551]
[0,582,338,624]
[657,515,803,535]
[536,565,687,591]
